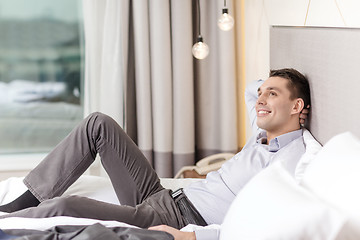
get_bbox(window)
[0,0,84,156]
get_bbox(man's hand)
[149,225,196,240]
[300,105,310,125]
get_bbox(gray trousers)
[2,113,186,229]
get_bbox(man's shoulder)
[276,130,306,154]
[301,128,322,149]
[241,133,259,150]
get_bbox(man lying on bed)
[0,68,311,240]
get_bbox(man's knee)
[88,112,117,127]
[89,112,110,122]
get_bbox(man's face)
[256,76,298,133]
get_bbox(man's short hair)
[269,68,311,109]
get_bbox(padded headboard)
[270,26,360,145]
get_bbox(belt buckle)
[171,188,183,199]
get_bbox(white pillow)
[220,162,346,240]
[294,129,322,182]
[301,132,360,223]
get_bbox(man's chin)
[256,120,267,130]
[256,122,274,132]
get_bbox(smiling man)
[151,68,311,239]
[0,69,311,240]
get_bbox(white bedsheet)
[0,216,138,230]
[0,79,83,153]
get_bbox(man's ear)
[291,98,304,114]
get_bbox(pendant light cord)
[197,0,201,36]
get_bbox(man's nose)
[257,94,266,105]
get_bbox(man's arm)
[149,225,195,240]
[245,79,264,134]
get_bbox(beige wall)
[241,0,360,140]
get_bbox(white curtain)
[82,0,238,178]
[82,0,129,126]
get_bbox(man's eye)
[270,92,277,96]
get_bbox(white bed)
[1,26,360,239]
[0,80,82,154]
[0,130,359,239]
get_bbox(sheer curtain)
[82,0,129,126]
[82,0,239,178]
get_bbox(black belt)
[171,188,207,226]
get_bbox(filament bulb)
[218,8,234,31]
[192,36,209,59]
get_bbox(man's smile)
[257,109,271,116]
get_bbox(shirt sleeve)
[195,228,220,240]
[181,224,221,240]
[244,79,264,135]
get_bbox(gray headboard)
[270,26,360,145]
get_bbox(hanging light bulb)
[192,35,209,59]
[192,0,209,59]
[218,8,234,31]
[218,1,234,31]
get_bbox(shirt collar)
[256,129,303,152]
